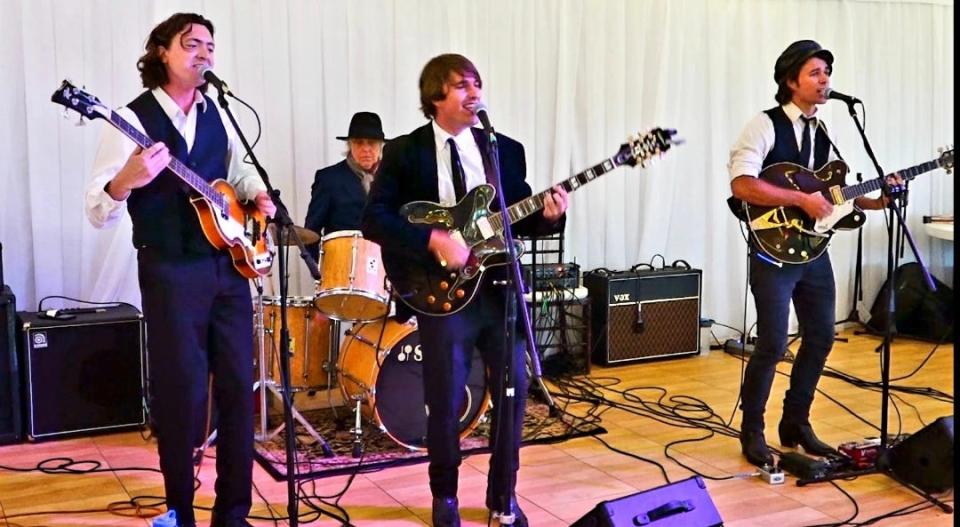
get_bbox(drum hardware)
[350,398,364,458]
[251,282,334,457]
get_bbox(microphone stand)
[795,100,949,512]
[478,118,549,523]
[213,87,320,527]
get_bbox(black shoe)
[432,497,460,527]
[779,421,836,456]
[740,429,774,467]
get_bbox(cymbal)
[269,224,320,246]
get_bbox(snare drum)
[337,318,489,450]
[314,230,389,322]
[258,296,332,391]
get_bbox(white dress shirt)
[431,120,487,206]
[85,87,266,228]
[727,102,839,180]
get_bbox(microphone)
[470,101,496,141]
[200,66,232,96]
[825,88,860,105]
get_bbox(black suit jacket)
[361,123,564,315]
[303,159,368,259]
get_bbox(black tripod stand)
[795,98,951,514]
[213,84,320,527]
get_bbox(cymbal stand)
[253,278,269,439]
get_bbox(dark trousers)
[416,285,528,509]
[138,249,254,526]
[740,252,835,432]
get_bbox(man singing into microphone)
[85,13,273,527]
[728,40,894,468]
[362,53,568,526]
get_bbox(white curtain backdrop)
[0,0,953,341]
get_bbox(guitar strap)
[814,119,845,162]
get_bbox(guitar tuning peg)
[74,115,87,127]
[61,107,71,120]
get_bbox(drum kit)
[253,228,490,456]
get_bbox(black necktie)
[447,138,467,201]
[799,115,814,168]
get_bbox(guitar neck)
[840,158,942,202]
[489,153,629,232]
[107,111,226,208]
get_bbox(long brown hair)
[137,13,214,89]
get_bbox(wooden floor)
[0,328,953,526]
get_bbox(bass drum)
[337,318,489,450]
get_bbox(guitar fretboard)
[488,151,633,233]
[841,158,945,202]
[108,111,226,211]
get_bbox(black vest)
[126,91,228,255]
[761,106,831,169]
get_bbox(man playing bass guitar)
[84,13,274,527]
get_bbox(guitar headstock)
[619,127,684,168]
[51,80,110,121]
[937,145,954,174]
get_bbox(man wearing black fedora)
[304,111,386,259]
[727,40,891,467]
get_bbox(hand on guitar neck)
[107,142,171,201]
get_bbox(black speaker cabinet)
[17,306,146,440]
[884,415,954,493]
[584,268,702,366]
[571,475,723,527]
[0,286,21,445]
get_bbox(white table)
[923,222,954,241]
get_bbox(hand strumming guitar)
[798,191,833,219]
[428,229,470,270]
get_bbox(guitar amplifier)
[17,305,146,440]
[0,286,21,445]
[585,267,702,366]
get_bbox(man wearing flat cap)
[727,40,891,468]
[304,111,387,259]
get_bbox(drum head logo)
[32,331,48,349]
[396,341,422,362]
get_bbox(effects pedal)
[838,439,881,469]
[759,463,785,485]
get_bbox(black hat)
[774,40,834,84]
[336,111,385,141]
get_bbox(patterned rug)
[253,395,605,481]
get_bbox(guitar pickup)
[475,216,495,240]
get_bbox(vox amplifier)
[17,305,146,440]
[584,268,702,365]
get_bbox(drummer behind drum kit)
[253,228,490,456]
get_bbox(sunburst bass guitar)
[51,80,274,278]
